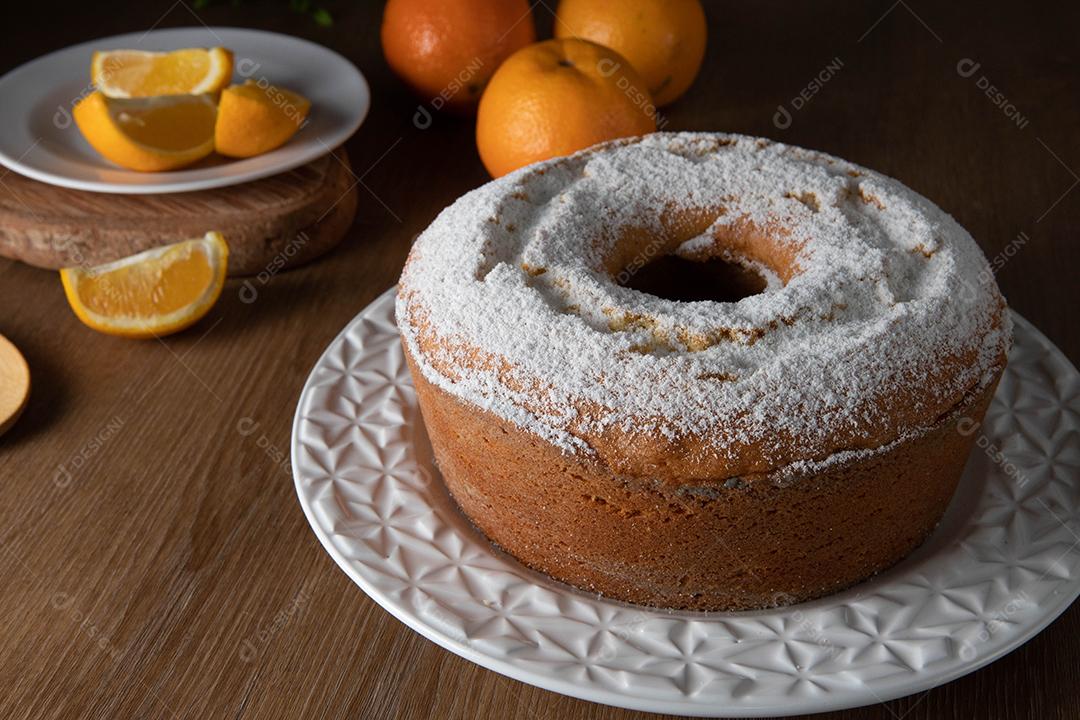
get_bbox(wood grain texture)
[0,2,1077,720]
[0,149,357,276]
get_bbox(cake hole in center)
[619,255,767,303]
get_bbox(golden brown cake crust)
[396,132,1012,610]
[408,350,1002,611]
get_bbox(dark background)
[0,1,1077,719]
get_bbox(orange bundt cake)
[396,132,1011,611]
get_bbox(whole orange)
[381,0,536,113]
[554,0,706,106]
[476,38,657,178]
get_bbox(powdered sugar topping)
[397,133,1010,470]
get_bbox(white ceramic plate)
[292,288,1080,717]
[0,27,369,194]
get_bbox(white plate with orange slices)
[0,26,369,194]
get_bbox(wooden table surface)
[1,2,1077,718]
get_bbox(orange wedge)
[215,80,310,158]
[92,47,233,98]
[60,232,228,339]
[73,91,216,172]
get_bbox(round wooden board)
[0,149,357,277]
[0,333,29,437]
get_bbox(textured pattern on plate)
[292,288,1080,718]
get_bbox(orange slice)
[73,91,216,172]
[92,47,234,98]
[60,232,228,339]
[215,80,311,158]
